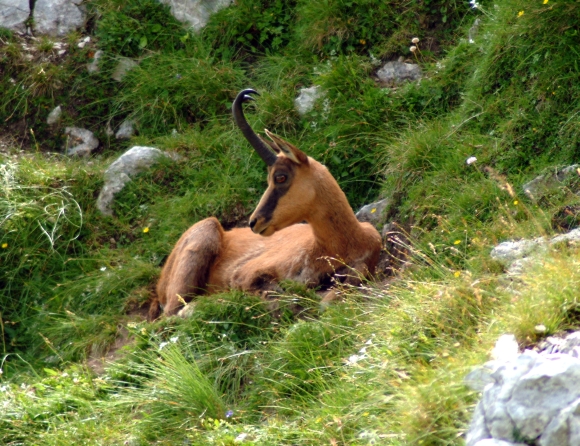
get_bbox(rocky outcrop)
[159,0,232,31]
[490,228,580,275]
[466,332,580,446]
[33,0,85,36]
[96,146,174,216]
[64,127,99,157]
[355,199,389,227]
[0,0,29,33]
[376,61,422,86]
[295,86,323,116]
[522,165,579,199]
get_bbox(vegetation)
[1,0,580,444]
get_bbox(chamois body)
[152,90,382,318]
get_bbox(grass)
[2,0,580,444]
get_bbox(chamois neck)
[306,164,366,256]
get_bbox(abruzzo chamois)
[151,89,382,318]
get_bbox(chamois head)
[233,89,319,236]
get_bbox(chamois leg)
[155,217,224,317]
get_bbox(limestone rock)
[376,61,422,86]
[466,332,580,446]
[295,86,323,116]
[112,57,138,82]
[355,199,389,227]
[115,119,136,140]
[0,0,29,33]
[87,50,103,74]
[96,146,173,216]
[523,165,579,199]
[33,0,85,36]
[506,355,580,440]
[159,0,232,31]
[490,228,580,275]
[46,105,62,125]
[64,127,99,157]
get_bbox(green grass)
[2,0,580,444]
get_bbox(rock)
[77,35,90,48]
[507,355,580,440]
[111,57,138,82]
[294,86,323,116]
[33,0,85,36]
[492,334,519,362]
[473,440,528,446]
[96,146,173,216]
[490,228,580,275]
[356,199,389,226]
[159,0,232,31]
[87,50,103,74]
[468,18,481,44]
[0,0,29,33]
[115,119,136,140]
[490,238,545,265]
[466,332,580,446]
[466,401,491,446]
[376,61,422,86]
[540,398,580,446]
[522,165,579,199]
[46,105,62,125]
[64,127,99,157]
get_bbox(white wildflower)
[100,266,106,271]
[466,156,477,165]
[170,336,179,343]
[159,341,169,351]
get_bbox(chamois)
[151,89,382,318]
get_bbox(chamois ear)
[264,129,308,165]
[258,135,281,154]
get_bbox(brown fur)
[154,133,382,317]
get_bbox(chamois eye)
[274,174,287,184]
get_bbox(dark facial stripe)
[258,185,289,224]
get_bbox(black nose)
[249,218,257,229]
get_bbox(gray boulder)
[490,228,580,275]
[355,199,389,227]
[96,146,173,216]
[0,0,29,32]
[295,86,323,116]
[87,50,104,74]
[33,0,85,36]
[115,119,136,140]
[376,61,422,86]
[523,165,579,199]
[466,332,580,446]
[111,57,138,82]
[159,0,232,31]
[64,127,99,157]
[46,105,62,125]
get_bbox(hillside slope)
[1,0,580,444]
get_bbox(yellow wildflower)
[359,39,366,45]
[370,208,377,214]
[543,0,548,4]
[454,271,461,278]
[143,227,150,233]
[518,10,524,17]
[514,200,519,205]
[454,240,461,245]
[1,243,7,249]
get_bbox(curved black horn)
[232,89,278,166]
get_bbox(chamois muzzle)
[232,89,278,166]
